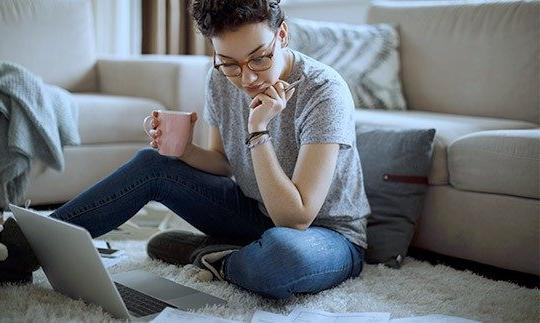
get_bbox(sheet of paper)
[92,240,108,249]
[251,310,292,323]
[390,314,480,322]
[288,307,391,323]
[100,254,126,268]
[151,307,242,323]
[92,240,125,268]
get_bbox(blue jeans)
[51,148,365,299]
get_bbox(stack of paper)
[151,307,242,323]
[150,306,480,323]
[252,308,391,323]
[251,308,480,323]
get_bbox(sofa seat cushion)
[354,110,538,185]
[448,129,540,199]
[28,143,147,204]
[74,94,165,144]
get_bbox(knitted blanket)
[0,62,80,212]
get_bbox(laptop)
[8,204,226,320]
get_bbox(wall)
[281,0,371,24]
[92,0,141,55]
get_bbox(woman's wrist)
[247,133,272,149]
[178,143,196,161]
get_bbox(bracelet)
[246,133,264,148]
[245,130,269,145]
[248,134,271,149]
[247,132,265,146]
[247,134,272,149]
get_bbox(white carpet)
[0,206,538,322]
[0,239,538,322]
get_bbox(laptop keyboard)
[114,282,175,317]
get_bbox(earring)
[284,34,290,47]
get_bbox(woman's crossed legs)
[51,148,364,299]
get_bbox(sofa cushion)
[287,18,406,110]
[74,94,165,144]
[367,1,540,124]
[356,126,435,268]
[448,129,540,199]
[0,0,97,92]
[28,143,147,204]
[354,109,538,185]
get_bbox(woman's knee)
[226,227,314,299]
[260,227,310,259]
[133,147,162,164]
[227,227,361,299]
[226,254,295,299]
[133,148,188,172]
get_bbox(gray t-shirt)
[203,49,370,248]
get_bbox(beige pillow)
[288,18,406,110]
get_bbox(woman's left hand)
[248,80,296,133]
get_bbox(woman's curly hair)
[190,0,285,38]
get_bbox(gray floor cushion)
[355,125,436,268]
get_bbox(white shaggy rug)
[0,239,538,322]
[0,205,538,322]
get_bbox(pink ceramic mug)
[143,110,192,157]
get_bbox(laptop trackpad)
[168,292,226,310]
[112,270,198,300]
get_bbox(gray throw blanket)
[0,62,80,212]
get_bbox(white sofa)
[1,0,538,276]
[364,1,539,276]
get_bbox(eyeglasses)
[213,32,278,77]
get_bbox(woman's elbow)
[274,212,315,231]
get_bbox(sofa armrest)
[96,55,212,147]
[97,55,211,110]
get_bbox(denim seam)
[63,174,238,223]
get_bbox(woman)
[1,0,370,299]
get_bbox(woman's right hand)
[148,110,199,158]
[182,112,198,158]
[148,110,161,148]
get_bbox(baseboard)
[407,247,540,289]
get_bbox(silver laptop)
[9,204,226,320]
